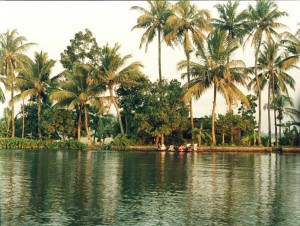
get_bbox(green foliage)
[111,134,135,147]
[261,136,269,146]
[0,138,86,149]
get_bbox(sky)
[0,1,300,133]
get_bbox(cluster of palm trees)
[0,30,144,142]
[132,0,300,146]
[0,0,299,146]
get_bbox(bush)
[0,138,86,150]
[111,134,135,147]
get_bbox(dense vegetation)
[0,0,300,149]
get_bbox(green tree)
[164,0,211,140]
[51,63,102,142]
[131,0,172,82]
[245,0,287,145]
[178,29,249,145]
[134,79,189,145]
[60,29,99,70]
[95,43,145,134]
[0,29,35,138]
[16,51,56,140]
[249,40,296,146]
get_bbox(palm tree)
[131,0,172,82]
[164,0,211,140]
[95,43,145,134]
[251,40,296,146]
[244,0,287,145]
[16,51,56,140]
[50,63,102,143]
[269,93,299,139]
[0,29,35,138]
[178,29,249,145]
[212,0,249,143]
[212,0,248,52]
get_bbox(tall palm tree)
[16,51,56,140]
[164,0,211,140]
[0,29,35,138]
[95,43,145,134]
[244,0,287,145]
[131,0,172,82]
[250,40,296,146]
[178,29,249,145]
[212,0,249,143]
[212,0,248,52]
[50,63,102,143]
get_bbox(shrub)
[111,134,135,147]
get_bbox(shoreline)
[109,145,300,153]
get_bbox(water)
[0,150,299,226]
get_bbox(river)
[0,150,299,225]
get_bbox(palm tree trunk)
[77,105,82,142]
[254,40,262,146]
[186,52,194,143]
[38,93,42,140]
[161,133,165,145]
[279,119,282,139]
[11,89,15,138]
[158,28,162,82]
[109,87,124,134]
[84,105,92,143]
[268,81,271,146]
[212,83,217,146]
[272,75,278,146]
[22,100,25,138]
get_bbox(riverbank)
[109,145,300,153]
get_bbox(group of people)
[157,143,198,152]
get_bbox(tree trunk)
[109,87,124,134]
[279,119,282,139]
[222,132,225,145]
[11,89,15,138]
[22,100,25,138]
[272,75,278,146]
[186,52,194,143]
[212,83,217,146]
[254,40,262,146]
[84,105,92,144]
[268,81,271,146]
[38,93,42,140]
[77,105,82,142]
[161,133,165,145]
[158,28,162,82]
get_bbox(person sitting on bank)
[178,144,185,152]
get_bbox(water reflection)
[0,150,300,225]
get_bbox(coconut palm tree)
[250,40,296,146]
[178,29,249,145]
[15,51,56,140]
[95,43,145,134]
[164,0,211,140]
[51,63,103,142]
[0,29,35,138]
[244,0,287,145]
[131,0,172,82]
[212,0,248,51]
[212,0,249,143]
[268,93,299,139]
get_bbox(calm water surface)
[0,150,299,225]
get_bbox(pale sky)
[0,1,300,133]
